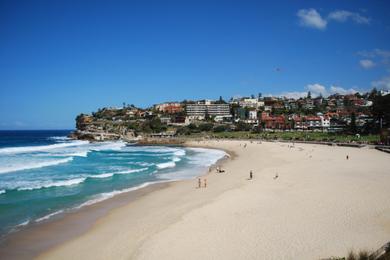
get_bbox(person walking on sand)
[346,155,349,160]
[198,178,201,188]
[204,178,207,188]
[249,170,253,180]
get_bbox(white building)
[186,104,207,120]
[239,98,264,108]
[320,116,330,128]
[186,103,231,120]
[248,110,257,120]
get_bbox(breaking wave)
[156,161,176,169]
[35,210,65,222]
[0,140,88,155]
[0,157,74,174]
[88,168,148,179]
[74,180,169,210]
[17,177,86,191]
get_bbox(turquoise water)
[0,131,225,237]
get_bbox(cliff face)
[72,112,136,141]
[72,105,177,142]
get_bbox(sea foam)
[0,140,88,155]
[74,180,169,209]
[156,161,176,169]
[35,210,64,222]
[0,157,74,174]
[17,177,86,191]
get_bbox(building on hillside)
[293,115,330,130]
[186,104,207,120]
[239,98,264,108]
[186,103,231,120]
[313,97,323,107]
[320,116,330,129]
[260,112,289,130]
[248,110,257,120]
[207,104,231,116]
[154,102,183,114]
[264,105,272,112]
[305,116,322,129]
[233,107,246,121]
[159,117,171,124]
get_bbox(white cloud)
[297,9,327,30]
[297,9,370,30]
[280,91,307,99]
[358,49,390,64]
[357,49,390,71]
[328,10,370,24]
[358,49,390,59]
[329,85,358,95]
[306,83,328,96]
[282,84,328,98]
[359,59,375,69]
[279,84,360,98]
[372,75,390,90]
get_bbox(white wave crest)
[172,157,181,162]
[0,140,88,155]
[35,210,64,222]
[48,136,70,141]
[89,173,114,179]
[174,150,186,156]
[116,168,148,174]
[75,180,169,209]
[64,151,88,157]
[156,161,176,169]
[187,148,227,167]
[88,168,148,179]
[16,219,30,227]
[90,141,126,152]
[18,177,86,191]
[0,189,5,195]
[0,157,73,174]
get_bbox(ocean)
[0,130,225,237]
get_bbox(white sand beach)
[38,140,390,260]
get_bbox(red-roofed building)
[293,115,329,130]
[260,112,290,130]
[154,102,183,114]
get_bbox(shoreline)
[0,145,231,260]
[1,140,389,259]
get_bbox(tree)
[213,125,229,132]
[369,88,379,100]
[258,93,262,99]
[307,91,312,99]
[218,96,226,104]
[372,94,390,129]
[235,121,251,131]
[349,112,357,134]
[198,123,213,132]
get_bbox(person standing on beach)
[204,178,207,188]
[249,170,253,180]
[198,178,201,188]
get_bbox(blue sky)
[1,0,389,129]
